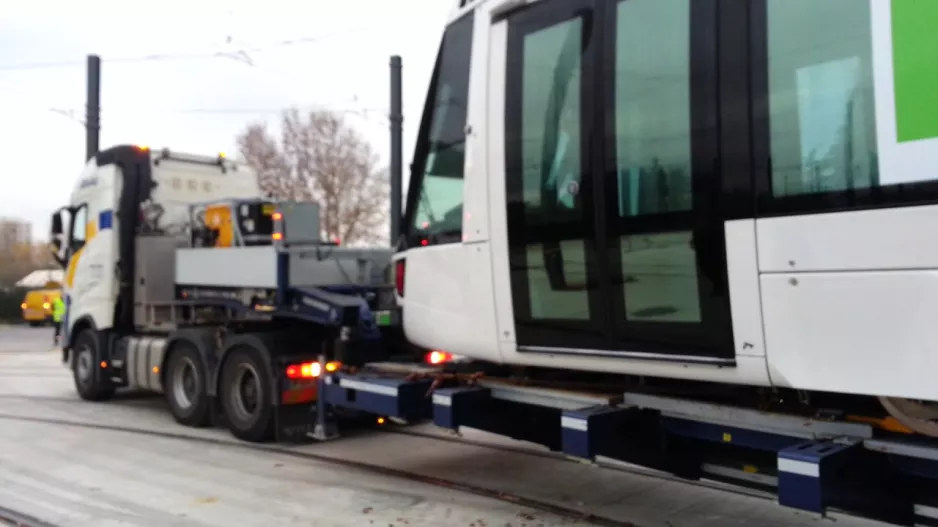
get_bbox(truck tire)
[164,343,211,427]
[72,330,115,401]
[219,345,274,442]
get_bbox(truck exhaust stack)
[85,54,101,162]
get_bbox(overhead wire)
[0,23,397,128]
[0,24,389,72]
[32,106,393,129]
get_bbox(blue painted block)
[561,405,631,460]
[432,386,489,429]
[321,374,433,421]
[777,440,860,513]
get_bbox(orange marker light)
[272,232,283,241]
[272,212,282,221]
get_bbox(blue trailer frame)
[306,360,938,527]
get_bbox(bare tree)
[236,108,389,245]
[0,242,59,288]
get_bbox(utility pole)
[86,55,101,161]
[389,55,403,248]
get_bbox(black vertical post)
[389,55,403,247]
[86,55,101,162]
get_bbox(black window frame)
[504,0,739,359]
[504,0,607,350]
[599,0,734,358]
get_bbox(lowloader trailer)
[304,356,938,527]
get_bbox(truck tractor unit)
[52,145,403,441]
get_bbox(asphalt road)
[0,325,892,527]
[0,323,56,354]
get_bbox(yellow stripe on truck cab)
[65,210,109,288]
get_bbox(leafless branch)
[236,108,389,245]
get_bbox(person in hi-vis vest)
[52,296,65,347]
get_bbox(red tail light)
[285,361,341,379]
[286,362,321,379]
[425,350,453,365]
[395,260,405,297]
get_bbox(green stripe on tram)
[891,0,938,142]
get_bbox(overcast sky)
[0,0,450,240]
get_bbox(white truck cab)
[51,145,261,351]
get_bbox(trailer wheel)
[164,343,211,427]
[219,345,274,442]
[72,330,114,401]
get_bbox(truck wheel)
[164,343,211,427]
[72,330,115,401]
[219,345,274,442]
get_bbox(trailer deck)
[309,360,938,527]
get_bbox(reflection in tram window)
[527,241,590,320]
[766,0,878,197]
[612,0,701,323]
[519,17,589,321]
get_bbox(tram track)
[0,504,59,527]
[0,392,776,506]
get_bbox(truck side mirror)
[49,209,68,268]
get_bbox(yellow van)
[21,288,61,326]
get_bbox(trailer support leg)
[310,354,338,441]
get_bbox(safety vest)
[52,297,66,323]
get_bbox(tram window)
[765,0,879,198]
[611,0,701,323]
[521,20,583,224]
[613,0,692,218]
[523,17,590,322]
[409,13,474,244]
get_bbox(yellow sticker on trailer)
[262,204,276,215]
